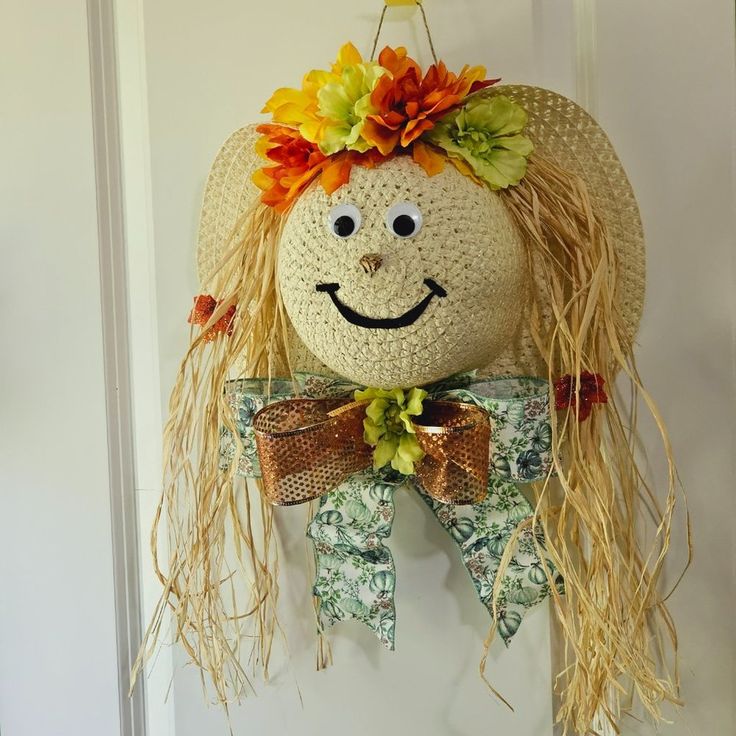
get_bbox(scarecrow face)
[278,156,527,388]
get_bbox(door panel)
[134,2,736,734]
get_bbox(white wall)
[596,2,736,732]
[0,2,122,735]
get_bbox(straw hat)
[196,85,644,384]
[166,67,678,736]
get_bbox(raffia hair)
[497,156,682,733]
[133,154,684,735]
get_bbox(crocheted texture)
[195,85,645,382]
[196,124,262,286]
[279,155,526,387]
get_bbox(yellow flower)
[261,40,363,141]
[262,72,326,142]
[354,386,427,475]
[261,43,390,155]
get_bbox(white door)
[106,1,736,735]
[135,3,566,735]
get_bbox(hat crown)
[279,155,526,388]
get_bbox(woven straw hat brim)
[196,85,645,379]
[479,84,645,376]
[197,124,262,285]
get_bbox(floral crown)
[253,43,534,211]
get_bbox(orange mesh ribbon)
[412,400,490,504]
[253,398,490,506]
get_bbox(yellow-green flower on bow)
[423,94,533,189]
[355,386,428,475]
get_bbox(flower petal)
[389,387,405,405]
[355,387,392,402]
[362,117,402,155]
[365,398,390,425]
[320,155,353,194]
[363,417,384,446]
[405,387,428,415]
[494,133,535,156]
[374,435,399,469]
[334,41,363,70]
[412,141,446,176]
[391,434,425,475]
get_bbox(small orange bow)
[188,294,236,341]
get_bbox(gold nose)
[359,253,383,276]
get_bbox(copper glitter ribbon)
[253,398,491,506]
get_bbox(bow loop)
[254,397,491,506]
[413,401,490,504]
[253,399,371,505]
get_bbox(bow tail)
[307,470,404,650]
[416,477,562,643]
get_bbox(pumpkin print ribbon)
[221,372,559,649]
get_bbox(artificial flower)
[355,386,428,475]
[252,124,329,211]
[553,372,608,421]
[188,294,235,341]
[253,123,386,210]
[262,43,364,142]
[362,46,496,155]
[262,43,389,155]
[316,60,388,154]
[424,94,533,189]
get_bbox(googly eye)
[385,201,423,238]
[328,203,362,238]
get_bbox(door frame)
[87,0,174,734]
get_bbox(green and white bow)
[222,372,562,649]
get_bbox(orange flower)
[253,123,387,210]
[252,124,330,211]
[362,46,498,155]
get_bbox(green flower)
[354,386,427,475]
[423,94,534,189]
[317,62,387,155]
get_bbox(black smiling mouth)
[315,278,447,329]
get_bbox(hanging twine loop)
[370,0,439,64]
